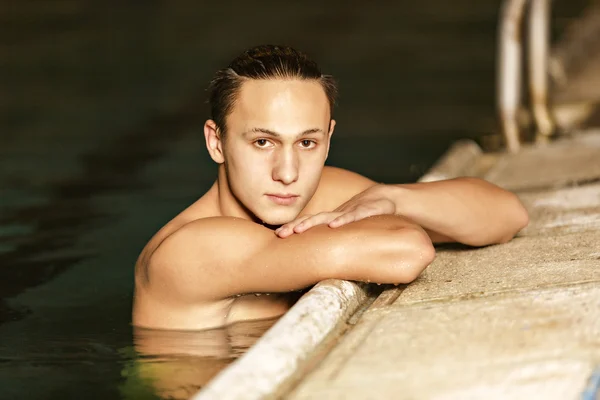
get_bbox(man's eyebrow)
[243,127,324,138]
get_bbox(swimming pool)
[0,0,588,398]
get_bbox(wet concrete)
[290,283,600,400]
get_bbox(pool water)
[122,318,280,400]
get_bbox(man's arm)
[146,215,435,301]
[278,170,528,247]
[386,177,529,246]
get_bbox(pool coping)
[192,139,482,400]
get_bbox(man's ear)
[204,120,225,164]
[325,119,336,160]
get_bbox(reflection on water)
[119,317,281,400]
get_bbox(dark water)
[0,1,588,398]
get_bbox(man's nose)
[272,149,299,185]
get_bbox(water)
[123,318,279,400]
[0,315,279,400]
[0,1,588,398]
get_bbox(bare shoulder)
[142,216,274,300]
[134,216,282,329]
[320,165,377,188]
[309,166,378,211]
[135,187,219,267]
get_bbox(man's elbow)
[497,194,530,243]
[391,228,436,284]
[514,197,530,231]
[467,195,530,246]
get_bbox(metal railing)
[497,0,554,153]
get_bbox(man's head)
[204,45,338,225]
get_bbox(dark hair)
[207,45,338,137]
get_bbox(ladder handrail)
[497,0,553,152]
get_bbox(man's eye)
[255,139,268,147]
[300,140,315,148]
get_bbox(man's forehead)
[238,78,325,95]
[228,79,331,131]
[236,80,329,112]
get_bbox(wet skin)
[133,79,529,331]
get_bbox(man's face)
[222,79,334,225]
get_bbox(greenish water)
[120,318,279,400]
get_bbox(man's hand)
[275,184,395,238]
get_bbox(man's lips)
[266,194,299,205]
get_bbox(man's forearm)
[384,177,529,246]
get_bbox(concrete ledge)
[191,140,484,400]
[582,367,600,400]
[289,283,600,400]
[192,280,369,400]
[418,139,482,182]
[484,131,600,192]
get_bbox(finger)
[276,215,312,237]
[294,212,343,233]
[293,214,331,233]
[330,207,380,227]
[328,213,357,228]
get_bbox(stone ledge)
[192,280,369,400]
[288,283,600,400]
[394,229,600,305]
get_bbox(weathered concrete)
[391,230,600,305]
[518,183,600,237]
[289,284,600,400]
[419,140,482,182]
[484,132,600,192]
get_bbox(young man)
[133,45,529,331]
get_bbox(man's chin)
[256,209,301,227]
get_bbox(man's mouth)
[266,194,299,206]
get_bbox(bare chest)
[226,292,303,325]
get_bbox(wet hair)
[207,45,338,138]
